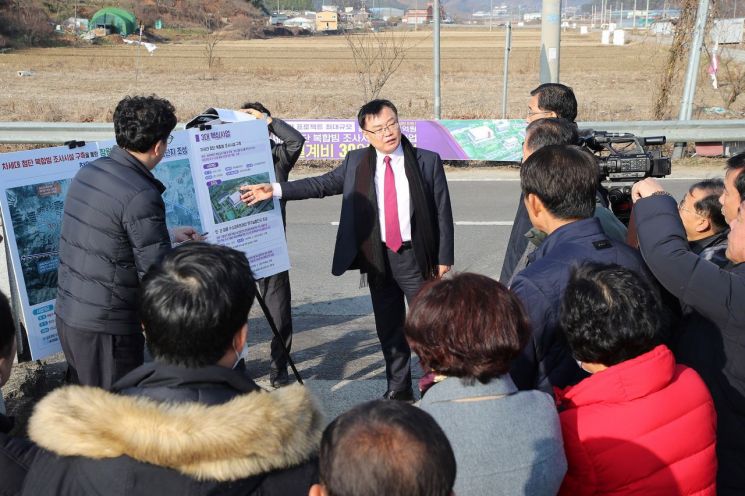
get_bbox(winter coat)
[689,229,729,268]
[20,362,323,496]
[0,415,35,496]
[268,118,304,183]
[419,375,567,496]
[634,194,745,494]
[556,345,717,496]
[499,192,627,285]
[509,217,648,393]
[56,146,171,334]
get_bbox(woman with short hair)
[557,263,717,495]
[407,272,567,496]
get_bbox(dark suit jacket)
[281,145,454,276]
[269,118,305,183]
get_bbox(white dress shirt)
[272,144,412,243]
[375,145,411,243]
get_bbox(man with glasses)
[678,179,729,267]
[241,99,454,402]
[57,95,201,389]
[633,177,745,494]
[238,101,306,388]
[526,83,578,123]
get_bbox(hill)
[0,0,266,48]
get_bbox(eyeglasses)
[678,198,704,217]
[526,109,552,118]
[363,121,400,138]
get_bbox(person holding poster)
[242,99,454,402]
[56,95,201,389]
[239,102,305,388]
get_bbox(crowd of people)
[0,85,742,495]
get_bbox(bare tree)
[204,32,222,75]
[344,29,419,101]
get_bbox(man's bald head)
[316,400,456,496]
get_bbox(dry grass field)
[0,27,736,123]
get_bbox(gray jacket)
[56,146,171,334]
[418,375,567,496]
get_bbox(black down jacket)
[56,146,171,334]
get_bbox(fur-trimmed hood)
[28,384,323,482]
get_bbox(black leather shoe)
[383,389,415,402]
[270,367,290,388]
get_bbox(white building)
[284,16,315,30]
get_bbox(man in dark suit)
[241,99,454,401]
[239,102,306,388]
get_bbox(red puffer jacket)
[556,345,717,495]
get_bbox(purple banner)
[286,119,526,162]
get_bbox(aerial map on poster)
[0,144,100,359]
[99,133,204,233]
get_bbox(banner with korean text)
[0,144,100,359]
[0,122,285,360]
[188,120,289,278]
[287,119,526,162]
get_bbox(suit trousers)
[257,270,293,370]
[57,316,144,390]
[369,245,425,393]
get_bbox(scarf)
[353,135,438,288]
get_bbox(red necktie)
[384,155,403,252]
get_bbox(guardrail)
[2,120,745,145]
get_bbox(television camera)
[579,130,672,224]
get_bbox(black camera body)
[580,131,672,181]
[579,130,672,224]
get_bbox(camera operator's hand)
[631,178,666,203]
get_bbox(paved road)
[240,167,722,420]
[0,166,726,422]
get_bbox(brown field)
[0,27,738,123]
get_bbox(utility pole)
[632,0,637,29]
[645,0,649,28]
[490,0,493,31]
[673,0,710,158]
[540,0,561,83]
[434,0,441,118]
[502,22,512,118]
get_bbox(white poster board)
[187,120,290,278]
[0,123,287,360]
[0,144,100,359]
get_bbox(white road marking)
[456,221,513,226]
[447,178,520,181]
[329,221,513,226]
